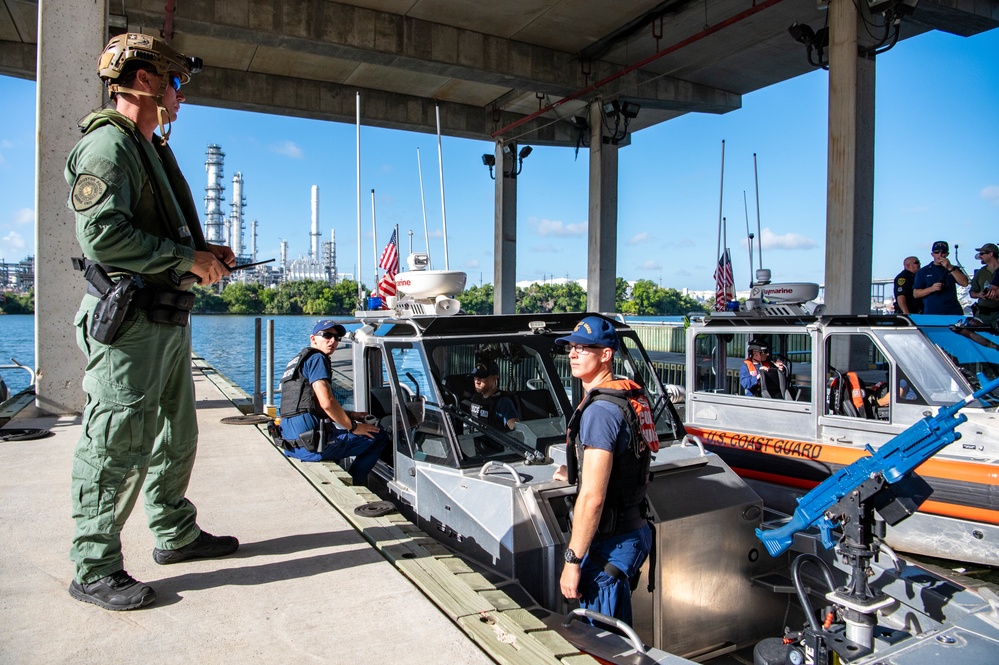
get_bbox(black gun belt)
[86,282,195,327]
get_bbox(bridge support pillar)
[587,99,619,314]
[33,0,107,414]
[824,0,875,315]
[493,142,518,314]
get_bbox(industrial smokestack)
[280,239,288,276]
[250,219,258,262]
[204,144,226,245]
[230,172,245,258]
[310,185,321,261]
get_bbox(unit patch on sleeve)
[71,174,109,212]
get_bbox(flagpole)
[417,148,431,268]
[744,190,754,287]
[754,152,763,270]
[355,92,363,306]
[435,103,450,270]
[371,189,379,296]
[716,140,725,272]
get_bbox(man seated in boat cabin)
[468,361,520,430]
[277,320,388,485]
[739,339,790,399]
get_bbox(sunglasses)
[317,331,342,341]
[168,75,182,91]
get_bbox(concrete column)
[34,0,107,414]
[823,0,875,315]
[493,142,517,314]
[586,100,619,314]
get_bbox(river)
[0,314,347,401]
[1,313,682,401]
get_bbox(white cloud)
[640,260,660,270]
[11,208,33,226]
[628,231,651,245]
[755,227,817,251]
[270,140,304,159]
[0,230,26,260]
[531,243,561,253]
[532,217,587,237]
[982,185,999,205]
[464,259,480,269]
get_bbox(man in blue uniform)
[913,241,968,315]
[469,361,520,430]
[279,320,388,485]
[67,34,238,612]
[554,316,655,625]
[892,256,923,314]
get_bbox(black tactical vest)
[279,347,326,418]
[566,382,652,538]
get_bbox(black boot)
[69,570,156,611]
[153,530,239,565]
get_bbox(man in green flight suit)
[66,33,238,611]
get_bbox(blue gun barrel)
[756,374,999,558]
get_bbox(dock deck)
[0,366,495,664]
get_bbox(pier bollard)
[253,318,263,414]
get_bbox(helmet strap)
[106,82,173,142]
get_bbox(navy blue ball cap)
[555,316,619,350]
[470,361,500,378]
[932,240,949,253]
[312,320,346,336]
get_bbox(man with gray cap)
[970,243,999,325]
[553,315,657,624]
[913,241,968,315]
[278,320,388,484]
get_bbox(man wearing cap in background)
[66,34,237,612]
[468,361,520,430]
[913,241,968,315]
[739,339,790,399]
[892,256,924,315]
[553,316,656,624]
[278,320,388,485]
[970,243,999,326]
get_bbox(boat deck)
[0,364,495,665]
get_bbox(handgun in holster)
[73,257,142,345]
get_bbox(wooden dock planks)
[276,447,598,665]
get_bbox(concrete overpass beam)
[34,0,106,414]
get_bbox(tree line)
[1,278,705,316]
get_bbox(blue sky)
[1,27,996,293]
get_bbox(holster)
[74,257,195,339]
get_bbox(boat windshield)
[881,321,999,408]
[919,323,999,407]
[424,339,567,468]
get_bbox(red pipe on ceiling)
[490,0,787,139]
[162,0,176,43]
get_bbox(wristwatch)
[564,548,583,564]
[949,266,958,272]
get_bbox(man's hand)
[208,243,237,268]
[351,422,380,438]
[560,562,582,600]
[190,250,230,285]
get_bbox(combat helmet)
[97,33,202,140]
[747,338,771,354]
[99,33,202,88]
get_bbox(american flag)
[713,248,734,311]
[377,229,399,299]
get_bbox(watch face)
[564,548,581,563]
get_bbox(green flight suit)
[66,109,208,583]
